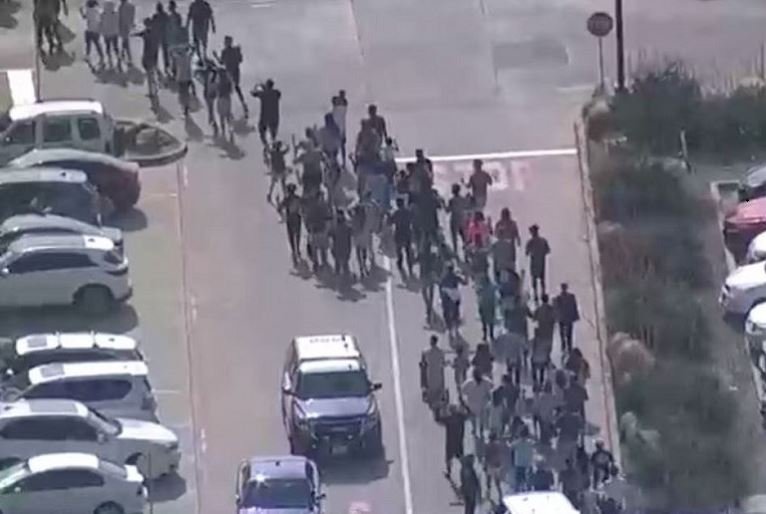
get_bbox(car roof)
[247,456,311,481]
[11,148,134,169]
[745,164,766,188]
[293,334,361,362]
[298,358,362,374]
[8,234,114,253]
[15,332,138,356]
[0,168,88,184]
[732,196,766,223]
[28,360,149,385]
[0,399,88,420]
[1,214,96,233]
[502,492,579,514]
[8,100,104,122]
[27,452,100,473]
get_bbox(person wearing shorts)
[186,0,214,59]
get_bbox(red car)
[9,148,141,212]
[724,196,766,260]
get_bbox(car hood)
[726,262,766,290]
[727,197,766,226]
[748,231,766,262]
[297,396,371,418]
[117,418,178,445]
[238,508,312,514]
[748,303,766,331]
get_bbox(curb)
[573,120,622,466]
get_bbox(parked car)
[0,399,179,479]
[281,334,383,457]
[0,452,146,514]
[0,100,116,165]
[720,261,766,315]
[0,214,123,254]
[723,196,766,261]
[0,360,158,422]
[746,230,766,264]
[746,303,766,377]
[235,456,323,514]
[10,149,141,211]
[0,234,131,315]
[502,492,579,514]
[739,163,766,202]
[0,332,142,379]
[0,168,104,225]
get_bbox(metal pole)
[597,37,605,92]
[615,0,625,91]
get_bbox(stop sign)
[587,12,614,37]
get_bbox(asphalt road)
[4,0,766,513]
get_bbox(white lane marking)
[556,84,596,93]
[396,147,576,164]
[182,164,190,188]
[510,160,529,192]
[349,501,372,514]
[382,256,414,514]
[6,69,36,106]
[433,160,511,193]
[199,429,207,454]
[189,294,198,323]
[153,389,184,395]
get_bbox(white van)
[502,492,580,514]
[0,100,115,164]
[0,360,158,422]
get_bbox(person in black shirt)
[218,36,248,117]
[278,184,302,264]
[251,79,282,145]
[459,455,481,514]
[439,404,467,477]
[530,460,555,491]
[215,65,234,141]
[553,282,580,354]
[187,0,215,59]
[331,210,353,278]
[367,104,387,140]
[133,18,160,98]
[390,198,414,277]
[151,2,171,74]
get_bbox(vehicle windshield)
[87,409,121,436]
[242,478,312,509]
[296,369,370,399]
[0,462,27,490]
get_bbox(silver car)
[0,452,145,514]
[0,214,123,254]
[0,400,179,479]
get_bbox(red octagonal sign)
[587,12,614,38]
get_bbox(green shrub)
[612,62,702,154]
[689,85,766,154]
[606,278,710,360]
[592,160,692,222]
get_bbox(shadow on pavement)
[41,49,76,71]
[0,303,139,337]
[232,117,255,136]
[319,454,390,485]
[0,0,20,29]
[359,263,389,293]
[147,472,187,503]
[152,102,175,125]
[184,115,204,142]
[723,311,745,333]
[110,208,149,232]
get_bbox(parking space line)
[6,69,36,106]
[382,256,414,514]
[396,147,576,164]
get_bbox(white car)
[0,452,145,514]
[1,360,158,422]
[0,214,123,254]
[746,303,766,376]
[0,400,179,479]
[720,261,766,315]
[0,100,116,165]
[0,332,143,378]
[0,234,131,315]
[746,230,766,264]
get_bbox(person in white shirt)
[331,90,348,163]
[117,0,135,65]
[100,0,119,67]
[460,368,493,438]
[80,0,104,64]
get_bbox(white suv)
[0,234,131,315]
[0,400,179,479]
[720,261,766,315]
[0,452,146,514]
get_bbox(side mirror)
[372,382,382,391]
[317,492,327,501]
[234,494,241,506]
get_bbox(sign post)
[587,12,614,94]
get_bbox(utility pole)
[615,0,626,91]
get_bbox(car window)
[20,470,103,491]
[25,381,69,399]
[59,418,99,441]
[0,419,62,440]
[242,478,312,509]
[22,349,113,370]
[66,379,132,402]
[45,252,94,270]
[7,254,56,273]
[42,118,73,143]
[77,117,101,141]
[295,370,370,399]
[2,121,35,145]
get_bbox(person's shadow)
[0,0,21,29]
[41,48,76,71]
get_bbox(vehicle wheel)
[126,453,150,478]
[363,423,383,458]
[94,502,124,514]
[75,285,115,316]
